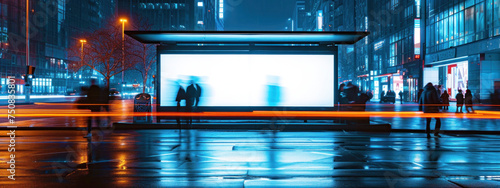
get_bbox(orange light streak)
[1,111,500,119]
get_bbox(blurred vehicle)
[109,88,121,100]
[381,91,396,103]
[65,89,79,96]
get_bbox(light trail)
[1,110,500,119]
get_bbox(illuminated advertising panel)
[317,10,323,31]
[160,54,335,108]
[414,19,421,55]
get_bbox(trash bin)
[133,93,152,123]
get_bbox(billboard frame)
[156,44,339,112]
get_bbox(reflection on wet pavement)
[1,130,500,187]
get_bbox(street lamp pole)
[79,39,86,90]
[120,19,127,86]
[25,0,30,103]
[80,39,86,64]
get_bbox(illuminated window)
[219,0,224,19]
[198,2,203,7]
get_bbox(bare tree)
[128,16,157,93]
[68,17,137,90]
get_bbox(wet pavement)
[1,129,500,187]
[1,100,498,132]
[366,102,500,131]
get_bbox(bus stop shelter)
[125,31,369,116]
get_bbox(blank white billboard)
[160,54,334,107]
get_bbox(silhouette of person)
[399,90,404,104]
[267,76,281,106]
[175,80,186,125]
[436,85,443,109]
[366,89,373,101]
[85,79,101,138]
[417,89,424,103]
[186,79,201,125]
[344,82,359,102]
[456,89,464,113]
[419,83,442,138]
[195,82,202,108]
[465,89,474,113]
[380,90,386,103]
[338,83,345,104]
[100,86,111,126]
[440,91,450,110]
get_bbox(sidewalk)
[367,101,500,132]
[1,100,498,133]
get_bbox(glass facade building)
[117,0,224,31]
[324,0,424,101]
[0,0,115,95]
[425,0,500,102]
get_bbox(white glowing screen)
[160,54,334,107]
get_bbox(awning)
[125,31,369,45]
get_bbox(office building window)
[494,0,500,35]
[476,2,485,40]
[465,6,474,43]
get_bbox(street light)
[26,0,30,103]
[78,39,86,90]
[79,39,86,64]
[120,18,127,86]
[287,17,294,31]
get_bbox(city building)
[365,0,424,102]
[0,0,115,95]
[117,0,224,93]
[117,0,223,31]
[326,0,424,102]
[424,0,500,102]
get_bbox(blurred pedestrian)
[417,89,424,103]
[101,87,111,126]
[419,83,442,138]
[85,79,101,138]
[344,82,359,102]
[338,83,345,102]
[386,90,395,103]
[440,91,450,110]
[398,90,403,104]
[456,89,464,113]
[436,85,443,109]
[175,80,186,125]
[186,79,202,125]
[366,89,373,101]
[380,90,386,103]
[465,89,474,113]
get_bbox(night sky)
[224,0,297,31]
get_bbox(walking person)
[436,85,443,109]
[398,90,404,104]
[417,89,424,103]
[456,89,464,113]
[85,79,102,138]
[186,79,201,125]
[175,80,186,126]
[465,89,475,113]
[419,83,442,138]
[440,91,450,110]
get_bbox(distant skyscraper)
[0,0,115,95]
[328,0,424,102]
[117,0,223,31]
